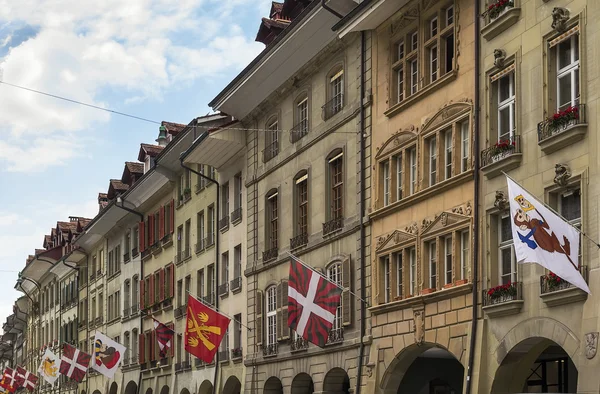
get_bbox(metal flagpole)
[184,290,252,331]
[286,251,370,307]
[502,171,600,249]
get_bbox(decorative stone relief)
[585,332,598,359]
[376,236,387,250]
[494,191,509,210]
[413,309,425,345]
[466,202,473,216]
[551,7,570,33]
[554,164,571,187]
[452,205,464,215]
[421,218,432,231]
[441,212,448,226]
[405,223,418,235]
[390,5,419,35]
[494,49,506,69]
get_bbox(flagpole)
[287,252,370,307]
[184,291,252,332]
[502,171,600,249]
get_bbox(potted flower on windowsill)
[487,282,517,303]
[544,271,563,290]
[486,0,514,20]
[548,106,579,132]
[490,139,516,162]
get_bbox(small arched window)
[324,65,344,119]
[264,117,279,162]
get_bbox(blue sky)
[0,0,272,324]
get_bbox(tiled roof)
[138,143,164,161]
[78,218,91,228]
[271,1,283,16]
[256,17,290,44]
[98,193,108,199]
[34,249,46,255]
[110,179,129,192]
[125,162,144,175]
[161,121,187,136]
[57,221,77,232]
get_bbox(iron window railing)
[323,217,344,236]
[538,104,586,143]
[481,134,521,167]
[483,281,523,306]
[290,233,308,249]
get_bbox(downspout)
[355,30,367,394]
[19,277,41,376]
[179,159,220,394]
[321,0,343,19]
[465,1,481,393]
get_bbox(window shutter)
[168,323,175,358]
[159,269,165,301]
[256,290,264,347]
[169,265,175,298]
[149,275,155,306]
[139,333,145,364]
[159,206,165,240]
[139,222,145,252]
[139,280,145,310]
[280,280,289,340]
[149,331,155,361]
[276,282,282,341]
[148,215,155,246]
[170,200,175,234]
[342,256,352,326]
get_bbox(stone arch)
[222,376,242,394]
[109,383,118,394]
[80,390,86,394]
[264,377,283,394]
[291,373,314,394]
[144,388,152,394]
[179,389,190,394]
[420,101,472,134]
[198,381,213,394]
[375,128,417,160]
[124,381,137,394]
[323,368,350,393]
[380,342,465,393]
[159,385,169,394]
[92,390,101,394]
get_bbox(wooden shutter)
[256,290,264,347]
[139,279,145,310]
[169,264,175,298]
[170,200,175,233]
[342,256,352,326]
[149,275,155,306]
[280,280,289,340]
[159,206,165,240]
[139,222,145,252]
[159,269,165,301]
[148,215,155,246]
[276,282,282,341]
[139,333,145,364]
[168,323,175,358]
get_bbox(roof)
[57,221,77,232]
[138,143,164,161]
[331,0,373,31]
[256,17,291,44]
[126,162,144,175]
[161,121,187,136]
[122,161,144,186]
[107,178,130,200]
[208,119,240,133]
[271,1,284,16]
[98,193,108,199]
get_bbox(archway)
[381,344,464,393]
[159,385,169,394]
[109,383,118,394]
[491,337,578,393]
[264,377,283,394]
[81,391,86,394]
[291,373,314,394]
[124,382,137,394]
[198,381,213,394]
[223,376,241,394]
[145,388,153,394]
[324,368,350,393]
[180,389,190,394]
[92,390,101,394]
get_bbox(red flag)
[15,367,38,392]
[59,343,91,382]
[0,368,17,393]
[152,318,174,358]
[287,258,342,348]
[184,295,230,363]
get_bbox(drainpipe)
[355,30,367,394]
[321,0,343,19]
[179,158,220,394]
[465,1,481,393]
[18,277,41,374]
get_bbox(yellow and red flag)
[184,294,230,363]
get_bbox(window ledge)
[384,71,457,118]
[481,7,521,41]
[538,123,587,154]
[540,287,588,307]
[481,152,522,178]
[482,300,523,318]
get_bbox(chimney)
[156,125,168,147]
[98,193,109,212]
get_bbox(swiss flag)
[60,343,91,382]
[287,258,342,348]
[0,368,17,393]
[15,367,38,392]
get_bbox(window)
[429,45,438,83]
[177,225,183,255]
[185,276,191,303]
[124,280,130,311]
[132,276,139,311]
[329,151,344,220]
[429,241,437,289]
[461,121,469,172]
[296,97,309,135]
[444,129,452,179]
[234,173,243,211]
[497,72,515,141]
[556,34,580,112]
[266,286,277,346]
[558,188,581,263]
[233,314,242,350]
[409,147,417,194]
[410,59,418,95]
[429,17,438,38]
[208,205,215,241]
[382,256,391,303]
[185,220,191,256]
[395,252,403,298]
[221,252,229,285]
[460,230,469,280]
[177,280,183,307]
[382,160,391,206]
[265,118,279,161]
[428,135,437,186]
[499,214,516,284]
[197,269,205,299]
[221,182,229,220]
[409,247,416,295]
[133,227,139,254]
[164,202,171,237]
[396,67,404,103]
[125,231,131,260]
[197,211,204,250]
[327,263,342,331]
[446,5,454,26]
[154,212,160,243]
[295,173,308,236]
[266,191,278,250]
[234,245,242,279]
[329,68,344,115]
[395,154,403,200]
[207,265,215,301]
[411,31,418,51]
[444,236,453,285]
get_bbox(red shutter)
[159,206,165,240]
[168,323,175,358]
[159,268,165,301]
[140,279,145,310]
[149,275,155,306]
[139,222,145,252]
[170,200,175,234]
[169,264,175,298]
[139,333,145,364]
[148,215,155,246]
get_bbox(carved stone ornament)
[585,332,598,359]
[413,310,425,345]
[441,212,448,226]
[405,223,418,235]
[494,49,506,69]
[466,202,473,216]
[376,236,387,249]
[421,218,432,231]
[494,191,509,210]
[551,7,570,33]
[554,163,571,187]
[452,205,465,215]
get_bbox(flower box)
[443,283,454,289]
[454,279,469,286]
[422,288,436,295]
[485,0,514,20]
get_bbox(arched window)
[265,286,277,348]
[264,117,279,162]
[325,149,344,235]
[264,189,279,263]
[292,94,309,142]
[324,65,344,119]
[293,171,309,247]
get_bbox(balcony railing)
[323,217,344,236]
[182,360,191,370]
[175,305,185,319]
[97,269,102,276]
[203,293,215,306]
[182,248,191,260]
[218,282,229,297]
[204,234,215,248]
[130,355,138,365]
[195,241,204,254]
[262,142,279,163]
[482,0,516,25]
[78,320,86,330]
[231,347,243,360]
[131,304,139,315]
[123,307,130,318]
[175,362,182,372]
[290,337,309,351]
[95,316,103,326]
[162,233,172,246]
[175,251,183,265]
[290,233,308,249]
[230,276,242,292]
[218,350,229,362]
[262,247,278,264]
[326,328,344,345]
[322,93,343,120]
[132,247,139,257]
[481,135,521,167]
[290,119,309,143]
[123,252,130,263]
[219,216,229,232]
[195,358,205,368]
[262,343,278,357]
[483,281,523,306]
[540,266,588,294]
[231,207,243,224]
[538,104,586,143]
[141,249,150,260]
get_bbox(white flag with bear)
[91,331,126,378]
[506,175,589,294]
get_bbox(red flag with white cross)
[15,366,38,392]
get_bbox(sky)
[0,0,272,325]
